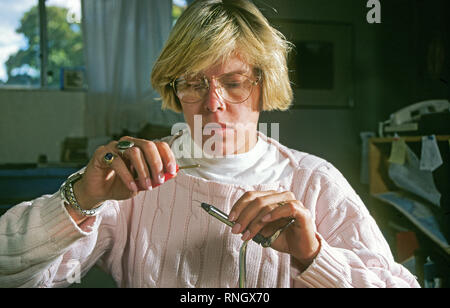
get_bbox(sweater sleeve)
[295,213,420,288]
[0,192,111,288]
[290,160,420,288]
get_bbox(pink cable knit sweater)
[0,135,419,287]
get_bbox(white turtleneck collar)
[171,129,292,185]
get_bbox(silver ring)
[117,140,135,155]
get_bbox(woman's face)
[180,54,261,156]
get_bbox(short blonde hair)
[151,0,293,113]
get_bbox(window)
[0,0,39,87]
[172,0,187,26]
[0,0,83,88]
[44,0,83,88]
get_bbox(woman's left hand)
[229,191,320,268]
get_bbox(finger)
[261,200,309,228]
[228,190,276,222]
[122,146,152,190]
[260,217,294,235]
[136,139,165,186]
[97,147,138,193]
[232,191,295,234]
[155,141,177,176]
[93,141,118,169]
[110,155,139,193]
[121,137,164,187]
[240,202,283,241]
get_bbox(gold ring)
[103,152,115,165]
[277,201,287,207]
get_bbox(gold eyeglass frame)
[169,73,261,105]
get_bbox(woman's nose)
[205,80,225,112]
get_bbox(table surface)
[0,166,80,210]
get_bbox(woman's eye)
[224,82,242,88]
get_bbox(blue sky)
[0,0,35,81]
[173,0,187,7]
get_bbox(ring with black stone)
[103,152,115,165]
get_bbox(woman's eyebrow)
[194,69,252,78]
[217,70,251,76]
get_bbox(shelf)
[370,135,450,143]
[373,191,450,254]
[368,135,450,195]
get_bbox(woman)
[0,0,419,287]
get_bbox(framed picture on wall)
[270,20,354,108]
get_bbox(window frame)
[39,0,48,88]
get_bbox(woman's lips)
[201,123,234,137]
[203,122,234,130]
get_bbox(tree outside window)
[0,0,83,88]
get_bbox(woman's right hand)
[72,136,177,211]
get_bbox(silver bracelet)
[60,172,103,216]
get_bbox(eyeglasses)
[170,73,261,104]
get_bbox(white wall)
[0,90,86,164]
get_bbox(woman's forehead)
[202,54,253,76]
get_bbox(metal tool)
[200,202,295,288]
[239,240,249,288]
[200,202,294,247]
[178,164,201,170]
[151,164,200,188]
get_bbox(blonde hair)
[151,0,293,113]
